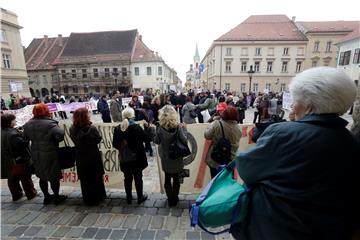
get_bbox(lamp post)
[247,65,255,94]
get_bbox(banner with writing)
[282,91,293,110]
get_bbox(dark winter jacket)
[23,118,64,181]
[70,124,104,180]
[1,128,32,179]
[112,124,148,172]
[234,114,360,240]
[154,126,187,173]
[236,100,247,121]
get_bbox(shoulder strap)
[219,121,225,139]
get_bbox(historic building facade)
[25,30,179,98]
[1,8,30,97]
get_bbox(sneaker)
[54,195,67,205]
[137,193,148,205]
[43,194,54,205]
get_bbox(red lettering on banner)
[242,126,248,137]
[103,175,109,183]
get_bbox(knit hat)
[216,102,227,111]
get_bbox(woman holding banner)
[154,105,188,207]
[70,108,106,206]
[112,107,148,205]
[23,104,67,205]
[232,67,360,240]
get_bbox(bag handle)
[219,120,225,139]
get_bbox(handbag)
[190,161,250,235]
[120,140,137,164]
[169,127,191,159]
[58,140,76,169]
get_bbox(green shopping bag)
[190,161,250,234]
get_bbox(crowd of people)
[1,66,360,239]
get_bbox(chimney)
[139,35,142,41]
[58,34,63,47]
[292,16,296,22]
[44,35,49,48]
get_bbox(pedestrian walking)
[181,96,197,124]
[110,90,123,122]
[97,95,111,123]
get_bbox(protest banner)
[58,122,256,193]
[282,91,293,110]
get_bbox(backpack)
[189,161,250,234]
[210,121,232,164]
[169,127,191,159]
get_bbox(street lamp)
[247,65,255,94]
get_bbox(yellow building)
[1,8,30,97]
[296,21,360,69]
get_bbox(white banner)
[282,91,293,110]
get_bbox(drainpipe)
[219,44,222,92]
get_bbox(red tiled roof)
[338,27,360,43]
[297,21,360,33]
[25,36,68,70]
[217,15,307,41]
[131,38,163,62]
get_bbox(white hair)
[289,67,356,115]
[120,107,135,131]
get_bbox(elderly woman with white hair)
[112,107,149,205]
[231,67,360,240]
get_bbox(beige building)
[1,8,30,97]
[25,34,68,97]
[202,15,308,94]
[296,21,360,69]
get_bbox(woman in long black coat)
[113,107,148,205]
[70,108,106,205]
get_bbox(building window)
[253,83,259,93]
[266,62,273,72]
[147,67,152,75]
[241,48,248,56]
[122,67,127,77]
[254,61,260,72]
[296,61,302,72]
[63,86,69,94]
[42,75,47,84]
[354,48,360,64]
[82,69,87,78]
[134,67,139,76]
[265,83,271,91]
[339,51,352,65]
[281,61,288,72]
[226,48,232,56]
[326,41,332,52]
[2,54,11,69]
[283,48,289,55]
[158,66,163,75]
[268,48,274,56]
[225,61,232,73]
[95,86,100,93]
[241,62,247,72]
[255,48,261,56]
[0,30,7,42]
[84,87,89,93]
[225,83,230,91]
[61,70,66,79]
[280,83,286,92]
[71,69,77,78]
[93,68,99,78]
[297,47,304,55]
[112,68,118,76]
[240,83,246,93]
[212,60,215,73]
[104,68,110,77]
[312,61,318,67]
[314,41,320,52]
[72,86,78,93]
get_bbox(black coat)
[70,124,104,180]
[112,124,148,172]
[236,100,247,121]
[234,114,360,240]
[150,103,161,122]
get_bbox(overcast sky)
[2,0,359,82]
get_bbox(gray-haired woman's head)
[120,107,135,131]
[289,67,356,120]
